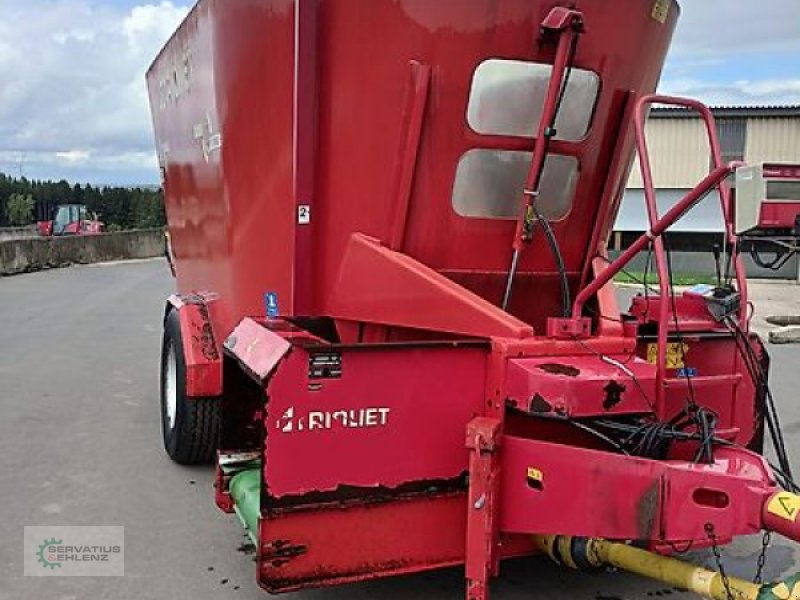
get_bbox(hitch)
[535,534,800,600]
[533,491,800,600]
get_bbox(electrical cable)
[662,234,716,463]
[571,335,656,412]
[722,314,795,485]
[725,319,789,472]
[724,315,794,484]
[592,413,719,461]
[564,419,631,455]
[531,203,571,317]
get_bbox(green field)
[613,271,717,286]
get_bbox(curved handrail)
[572,94,748,410]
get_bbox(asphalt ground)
[2,258,800,600]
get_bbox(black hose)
[724,315,794,482]
[531,203,571,318]
[510,29,580,318]
[750,243,794,270]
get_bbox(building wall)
[746,117,800,164]
[627,118,711,188]
[626,114,800,190]
[617,110,800,279]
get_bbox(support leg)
[465,417,502,600]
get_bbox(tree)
[6,193,35,226]
[0,171,166,230]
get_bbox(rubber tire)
[160,309,221,465]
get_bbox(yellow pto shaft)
[534,535,800,600]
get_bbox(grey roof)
[651,105,800,118]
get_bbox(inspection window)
[467,59,599,141]
[453,59,599,221]
[452,150,579,220]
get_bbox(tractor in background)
[37,203,104,237]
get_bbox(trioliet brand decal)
[276,406,391,433]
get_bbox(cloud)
[0,0,796,183]
[668,0,800,61]
[55,150,92,163]
[0,1,189,184]
[659,79,800,107]
[660,0,800,105]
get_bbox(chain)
[705,522,735,600]
[753,530,771,584]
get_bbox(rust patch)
[537,363,580,377]
[186,295,220,361]
[530,393,553,413]
[602,381,626,410]
[196,303,220,361]
[263,474,467,513]
[261,557,418,592]
[636,479,661,539]
[237,541,256,555]
[261,539,307,568]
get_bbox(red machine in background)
[37,203,104,236]
[147,1,800,599]
[735,163,800,272]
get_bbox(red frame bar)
[293,0,319,315]
[573,95,748,408]
[634,96,747,407]
[499,437,774,543]
[388,61,432,251]
[572,164,736,316]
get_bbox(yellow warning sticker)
[646,342,689,369]
[770,581,800,600]
[772,582,790,600]
[527,468,544,483]
[768,492,800,522]
[651,0,670,24]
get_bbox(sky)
[0,0,798,186]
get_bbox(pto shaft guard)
[534,530,800,600]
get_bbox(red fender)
[165,294,223,397]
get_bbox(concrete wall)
[0,229,165,276]
[0,226,38,242]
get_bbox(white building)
[614,106,800,278]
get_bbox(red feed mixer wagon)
[147,1,800,599]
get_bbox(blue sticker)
[676,367,698,378]
[688,284,714,296]
[264,292,280,318]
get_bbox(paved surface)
[747,280,800,343]
[1,259,800,600]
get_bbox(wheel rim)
[165,342,178,430]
